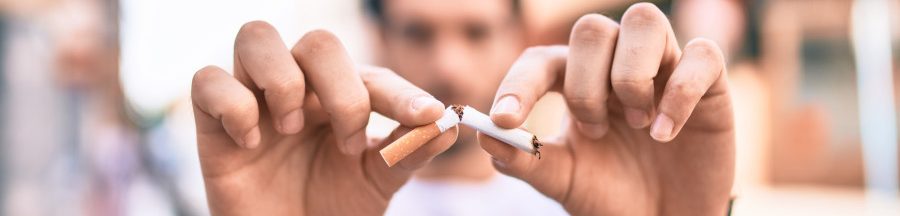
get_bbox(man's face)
[378,0,525,112]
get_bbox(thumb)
[361,125,458,197]
[478,133,573,202]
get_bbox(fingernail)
[625,107,649,128]
[342,131,368,155]
[411,96,441,112]
[242,127,261,149]
[492,96,520,115]
[576,121,609,139]
[650,113,674,142]
[281,109,303,134]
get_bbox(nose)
[431,38,473,80]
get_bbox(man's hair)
[363,0,521,25]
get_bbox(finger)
[360,66,445,126]
[363,126,458,198]
[292,30,370,155]
[652,38,726,142]
[233,21,306,135]
[478,133,573,201]
[611,3,681,128]
[564,14,619,139]
[191,66,261,149]
[491,45,568,129]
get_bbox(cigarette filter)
[455,105,542,158]
[379,107,460,167]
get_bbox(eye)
[465,24,488,44]
[400,23,433,46]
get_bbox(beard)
[434,126,476,159]
[426,78,497,163]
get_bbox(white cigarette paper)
[455,105,542,158]
[434,107,461,132]
[380,105,542,167]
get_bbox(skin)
[192,22,458,215]
[481,4,734,215]
[375,0,525,180]
[191,2,734,216]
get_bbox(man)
[190,0,735,215]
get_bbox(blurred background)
[0,0,899,215]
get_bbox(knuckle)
[219,98,256,119]
[611,65,652,87]
[296,29,343,54]
[238,20,278,40]
[192,66,257,118]
[265,75,303,94]
[566,95,605,110]
[194,84,255,119]
[359,65,396,83]
[572,14,619,42]
[192,66,226,96]
[668,81,704,100]
[685,38,724,63]
[333,96,371,116]
[621,3,666,27]
[263,77,305,105]
[564,86,606,109]
[611,74,652,93]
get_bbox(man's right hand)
[479,4,734,216]
[191,21,457,215]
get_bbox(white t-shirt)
[385,174,570,216]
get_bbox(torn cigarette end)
[451,104,464,120]
[380,107,460,167]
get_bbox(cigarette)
[379,105,544,167]
[379,107,460,167]
[454,105,542,158]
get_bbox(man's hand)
[479,3,734,215]
[191,21,456,215]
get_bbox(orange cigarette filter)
[380,107,461,167]
[380,123,441,167]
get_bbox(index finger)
[359,65,445,126]
[490,45,569,129]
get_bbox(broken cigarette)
[379,107,460,167]
[455,105,542,158]
[379,104,543,167]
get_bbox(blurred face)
[378,0,525,112]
